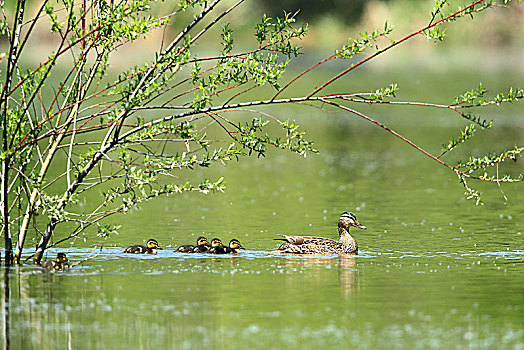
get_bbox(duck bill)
[353,222,367,230]
[156,246,163,250]
[239,245,246,250]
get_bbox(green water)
[2,69,523,349]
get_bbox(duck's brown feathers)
[276,235,357,254]
[276,235,340,246]
[42,260,70,271]
[176,237,211,253]
[42,253,69,271]
[275,212,365,255]
[123,239,161,254]
[192,244,211,253]
[209,245,228,254]
[124,244,151,254]
[176,244,196,253]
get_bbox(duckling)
[123,239,162,254]
[176,236,209,253]
[210,239,245,254]
[207,238,225,254]
[224,239,245,254]
[193,237,213,253]
[275,212,366,255]
[42,253,70,271]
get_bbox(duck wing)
[42,260,69,271]
[209,245,228,254]
[42,260,57,269]
[123,244,146,253]
[192,244,210,253]
[275,234,338,246]
[176,244,196,253]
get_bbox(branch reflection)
[2,267,10,350]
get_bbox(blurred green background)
[2,2,523,349]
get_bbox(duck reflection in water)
[280,255,357,298]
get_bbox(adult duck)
[275,212,366,254]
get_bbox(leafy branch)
[0,0,521,266]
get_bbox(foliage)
[0,0,522,265]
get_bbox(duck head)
[56,253,68,264]
[210,238,223,247]
[229,239,245,250]
[196,236,209,245]
[339,212,366,230]
[146,239,162,250]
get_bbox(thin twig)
[70,245,104,267]
[495,163,508,202]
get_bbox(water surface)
[2,69,523,349]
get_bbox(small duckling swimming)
[209,239,245,254]
[193,237,213,253]
[123,239,162,254]
[176,236,209,253]
[42,253,70,271]
[207,238,225,254]
[224,239,245,254]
